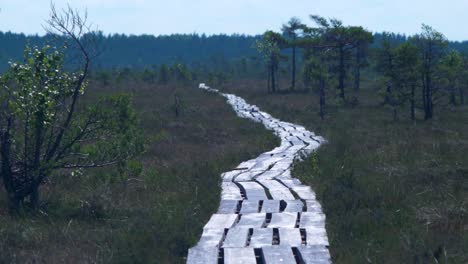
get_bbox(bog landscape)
[0,1,467,263]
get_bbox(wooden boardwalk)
[187,84,331,264]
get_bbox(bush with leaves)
[0,5,144,213]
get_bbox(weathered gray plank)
[297,245,331,263]
[299,212,326,228]
[261,246,296,264]
[238,182,268,200]
[286,136,305,145]
[284,144,305,153]
[218,200,239,214]
[249,228,273,247]
[296,134,316,144]
[204,214,238,229]
[255,170,284,180]
[197,228,225,247]
[221,170,243,181]
[235,171,258,181]
[305,227,329,246]
[280,124,296,132]
[280,179,303,188]
[187,246,218,264]
[221,182,242,200]
[223,227,250,248]
[291,186,316,200]
[224,247,257,264]
[268,212,298,228]
[261,200,280,213]
[240,200,260,214]
[275,170,292,180]
[262,145,291,156]
[305,200,323,213]
[283,200,304,212]
[269,161,291,171]
[258,180,295,200]
[236,159,257,170]
[279,228,302,246]
[236,213,266,228]
[250,156,284,171]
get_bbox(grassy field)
[0,80,278,263]
[0,75,466,263]
[224,78,468,263]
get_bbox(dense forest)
[1,30,468,72]
[0,31,260,71]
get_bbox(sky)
[0,0,467,41]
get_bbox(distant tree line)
[2,30,468,75]
[255,16,468,121]
[0,31,260,72]
[2,22,468,122]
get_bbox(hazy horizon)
[1,0,467,41]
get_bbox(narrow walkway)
[187,84,331,264]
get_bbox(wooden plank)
[186,246,218,264]
[284,144,305,152]
[238,182,268,200]
[197,228,225,247]
[298,133,315,142]
[276,170,292,180]
[305,227,329,246]
[305,200,323,213]
[240,200,260,214]
[259,112,272,119]
[221,182,242,200]
[237,159,257,170]
[218,200,239,214]
[262,143,290,155]
[255,170,284,180]
[235,171,258,181]
[286,136,305,145]
[224,247,257,264]
[297,245,331,263]
[258,180,295,200]
[223,227,250,248]
[250,156,285,171]
[284,200,304,212]
[299,212,326,228]
[291,186,316,200]
[279,228,303,246]
[261,200,280,213]
[280,179,303,188]
[204,214,238,229]
[249,228,273,247]
[261,246,296,264]
[268,212,298,228]
[280,125,296,132]
[269,161,291,171]
[237,213,266,228]
[221,170,243,181]
[294,125,307,131]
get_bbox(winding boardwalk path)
[187,84,331,264]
